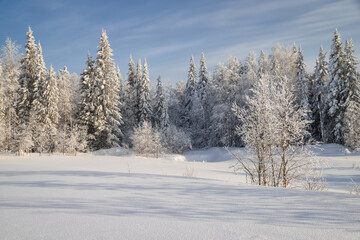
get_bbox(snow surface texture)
[0,144,359,239]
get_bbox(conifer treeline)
[0,28,359,154]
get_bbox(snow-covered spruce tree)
[343,39,360,150]
[183,56,197,130]
[311,46,328,141]
[295,47,312,140]
[92,30,122,149]
[167,81,186,128]
[197,53,209,103]
[131,121,163,158]
[121,56,137,146]
[295,47,310,109]
[0,38,20,151]
[78,53,97,147]
[324,29,347,144]
[134,58,143,124]
[32,65,59,153]
[196,53,210,148]
[153,75,169,129]
[139,59,152,123]
[116,66,125,115]
[232,71,319,188]
[16,27,39,127]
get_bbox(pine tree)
[343,39,360,150]
[154,75,169,129]
[139,59,152,123]
[324,29,345,143]
[311,46,328,141]
[93,30,122,149]
[1,38,20,151]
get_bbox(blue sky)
[1,0,359,84]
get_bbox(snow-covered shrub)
[161,125,192,154]
[56,125,88,155]
[131,121,163,158]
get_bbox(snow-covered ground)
[0,144,359,239]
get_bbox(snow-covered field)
[0,144,359,239]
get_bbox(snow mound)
[183,147,236,162]
[92,147,129,156]
[308,144,360,157]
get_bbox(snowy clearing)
[0,144,359,239]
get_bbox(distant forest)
[0,27,359,155]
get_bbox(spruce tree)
[32,65,59,152]
[295,47,310,109]
[93,30,122,149]
[139,59,152,123]
[183,56,197,129]
[135,59,142,124]
[343,39,360,150]
[311,46,328,141]
[324,29,345,143]
[197,53,209,102]
[197,53,210,148]
[78,53,98,147]
[16,27,39,124]
[154,76,169,129]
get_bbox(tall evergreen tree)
[153,75,169,129]
[311,46,328,141]
[343,39,360,150]
[32,65,59,152]
[324,29,345,143]
[139,59,152,123]
[78,53,98,146]
[16,27,39,124]
[197,53,209,102]
[295,47,310,109]
[197,53,210,147]
[135,59,143,124]
[93,30,122,149]
[183,55,197,129]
